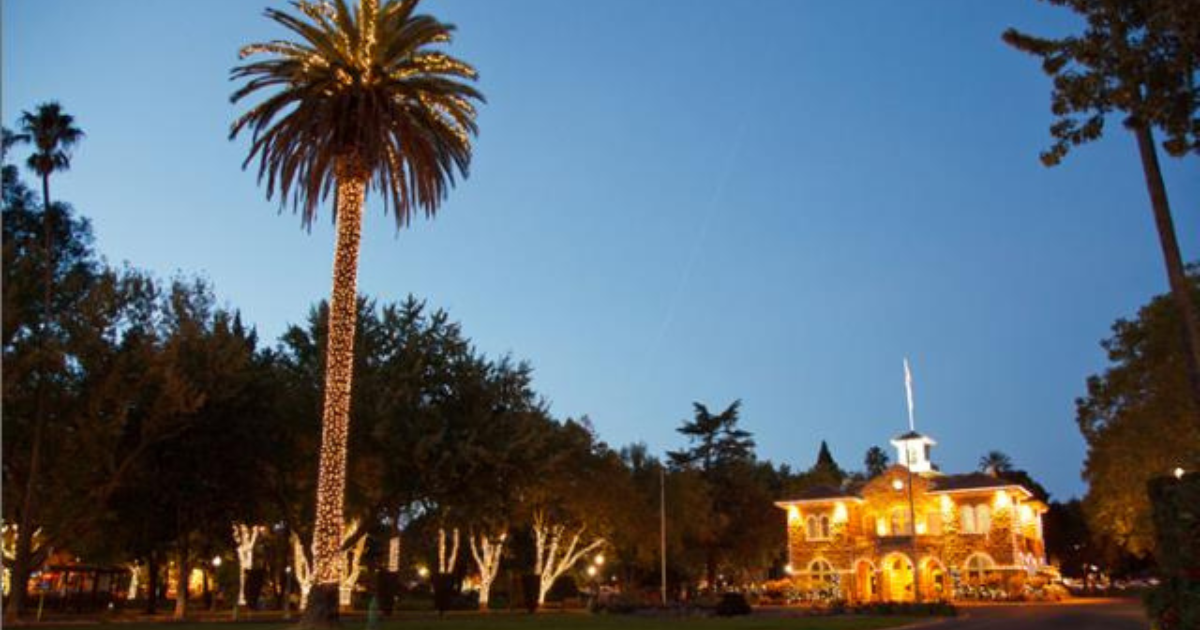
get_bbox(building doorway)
[882,554,914,602]
[854,560,876,602]
[920,557,950,600]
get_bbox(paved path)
[934,599,1148,630]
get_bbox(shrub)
[714,592,752,616]
[432,573,456,614]
[1145,473,1200,630]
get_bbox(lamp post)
[283,566,292,620]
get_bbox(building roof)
[928,472,1033,497]
[774,484,864,507]
[894,430,924,440]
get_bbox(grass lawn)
[40,612,926,630]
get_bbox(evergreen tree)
[864,446,890,479]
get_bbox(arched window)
[961,505,977,534]
[809,559,835,585]
[976,505,991,533]
[965,554,993,582]
[819,515,831,539]
[890,507,912,536]
[806,516,818,540]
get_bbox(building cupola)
[890,430,936,473]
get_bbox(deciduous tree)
[1077,269,1200,557]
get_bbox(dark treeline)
[1,122,906,617]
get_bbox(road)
[933,599,1149,630]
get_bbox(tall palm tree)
[230,0,481,625]
[18,102,85,217]
[4,103,84,623]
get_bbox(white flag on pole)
[904,358,915,432]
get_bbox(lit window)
[926,512,942,536]
[976,505,991,534]
[819,515,831,539]
[965,554,992,582]
[890,507,912,536]
[809,559,835,585]
[961,505,977,534]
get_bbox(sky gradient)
[4,0,1198,501]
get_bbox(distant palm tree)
[4,103,84,624]
[17,102,85,215]
[978,450,1014,475]
[230,0,482,625]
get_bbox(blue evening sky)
[4,1,1197,501]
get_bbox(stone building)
[775,431,1048,602]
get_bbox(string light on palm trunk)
[312,160,368,586]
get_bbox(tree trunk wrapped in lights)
[338,520,367,607]
[469,530,507,611]
[531,511,604,605]
[290,532,316,608]
[126,562,141,600]
[306,158,368,623]
[436,527,460,575]
[233,523,261,614]
[291,518,367,612]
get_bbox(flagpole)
[904,358,921,603]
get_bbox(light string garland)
[311,156,368,588]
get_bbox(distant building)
[775,431,1048,602]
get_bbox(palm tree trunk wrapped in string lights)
[230,1,482,626]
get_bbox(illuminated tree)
[230,1,482,624]
[531,510,605,606]
[1004,0,1200,416]
[232,524,261,615]
[467,529,506,611]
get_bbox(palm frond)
[231,0,483,229]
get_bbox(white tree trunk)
[468,530,507,610]
[531,511,603,605]
[387,536,401,572]
[290,532,316,609]
[126,562,141,600]
[338,520,366,607]
[436,527,460,575]
[292,519,365,610]
[232,523,261,607]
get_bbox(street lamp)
[283,566,293,620]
